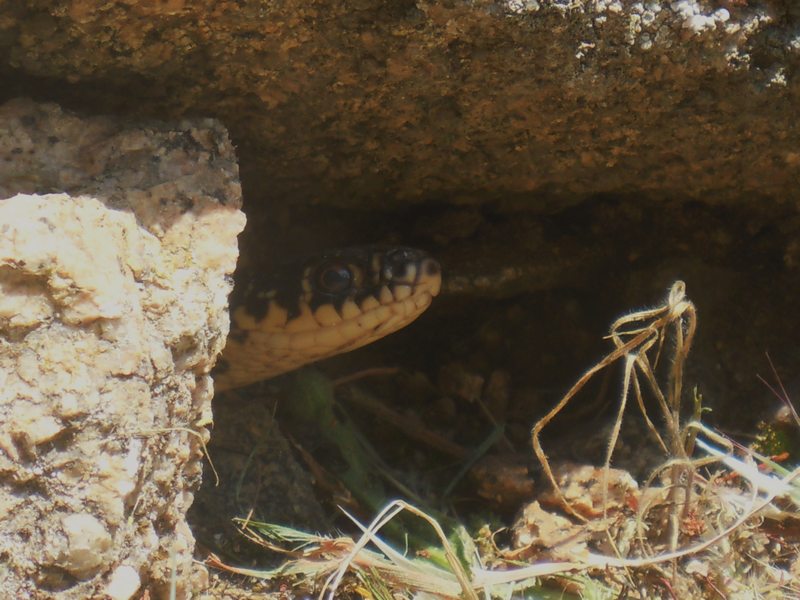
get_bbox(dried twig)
[531,281,696,522]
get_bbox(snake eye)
[316,262,353,294]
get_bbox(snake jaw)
[213,247,441,391]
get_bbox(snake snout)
[382,248,442,296]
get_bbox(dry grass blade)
[223,501,590,598]
[324,499,606,598]
[323,500,478,600]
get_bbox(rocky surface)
[0,100,244,598]
[1,1,798,209]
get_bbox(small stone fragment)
[105,565,142,600]
[53,513,113,579]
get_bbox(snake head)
[216,246,441,390]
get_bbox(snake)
[213,246,442,391]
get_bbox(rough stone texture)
[0,100,244,598]
[0,1,798,208]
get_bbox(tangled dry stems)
[532,281,799,596]
[532,281,696,522]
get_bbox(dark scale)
[231,262,305,322]
[309,291,347,314]
[352,289,377,307]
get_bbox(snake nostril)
[423,259,441,277]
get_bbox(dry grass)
[209,281,800,598]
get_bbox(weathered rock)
[0,100,244,599]
[0,1,798,207]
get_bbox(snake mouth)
[215,247,441,390]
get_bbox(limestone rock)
[0,99,244,599]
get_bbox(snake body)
[214,246,441,391]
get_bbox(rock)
[49,513,113,579]
[0,99,244,598]
[0,1,797,206]
[105,565,142,600]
